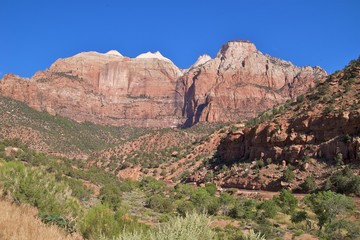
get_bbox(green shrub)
[151,212,215,240]
[327,167,360,196]
[274,189,298,214]
[242,229,266,240]
[80,204,120,239]
[282,168,295,182]
[229,199,258,219]
[205,183,217,196]
[39,213,75,233]
[290,210,308,224]
[305,191,355,230]
[176,200,195,217]
[99,184,122,211]
[257,200,278,218]
[0,161,81,219]
[302,176,316,192]
[146,194,174,213]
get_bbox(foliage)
[99,184,122,211]
[0,161,81,220]
[257,199,278,218]
[39,213,75,233]
[323,219,360,240]
[274,189,298,214]
[305,191,355,230]
[80,204,147,240]
[290,210,308,224]
[242,229,266,240]
[151,212,215,240]
[205,183,217,196]
[282,168,295,182]
[326,167,360,196]
[229,199,258,219]
[146,194,174,213]
[302,176,316,192]
[80,204,121,239]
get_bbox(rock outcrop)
[0,41,327,127]
[179,41,326,126]
[217,61,360,165]
[0,51,184,127]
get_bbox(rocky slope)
[0,41,326,127]
[188,57,360,191]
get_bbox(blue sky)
[0,0,359,78]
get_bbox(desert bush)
[282,167,295,182]
[80,204,120,239]
[302,176,316,192]
[290,210,308,224]
[326,167,360,196]
[0,161,81,220]
[146,194,174,213]
[257,199,278,218]
[229,199,258,219]
[176,200,195,217]
[99,184,122,211]
[205,183,217,196]
[150,212,215,240]
[274,189,298,214]
[305,191,355,230]
[242,229,266,240]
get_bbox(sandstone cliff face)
[217,62,360,165]
[0,41,326,127]
[0,51,184,127]
[179,41,326,126]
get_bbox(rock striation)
[179,40,326,126]
[0,41,327,127]
[0,51,184,127]
[217,62,360,165]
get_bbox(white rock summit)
[191,54,212,68]
[136,51,172,63]
[105,50,123,57]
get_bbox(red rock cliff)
[179,41,326,126]
[0,41,327,127]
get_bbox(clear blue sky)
[0,0,359,78]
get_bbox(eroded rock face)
[179,41,326,126]
[0,52,185,127]
[0,41,326,127]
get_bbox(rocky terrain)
[186,57,360,191]
[0,41,326,127]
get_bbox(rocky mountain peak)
[190,54,212,69]
[0,40,327,128]
[136,51,172,63]
[217,40,257,59]
[105,50,123,57]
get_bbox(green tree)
[291,210,308,224]
[80,204,120,239]
[99,184,122,211]
[274,189,298,214]
[257,200,278,218]
[204,183,217,196]
[305,191,355,230]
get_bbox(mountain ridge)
[0,40,326,127]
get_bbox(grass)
[0,200,82,240]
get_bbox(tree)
[274,189,298,214]
[99,184,122,211]
[257,200,278,218]
[305,191,355,230]
[204,183,217,196]
[291,210,308,224]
